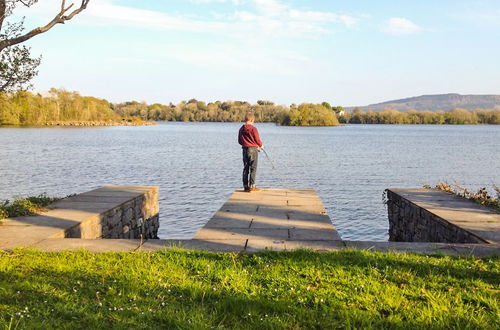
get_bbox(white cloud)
[254,0,288,16]
[289,10,359,27]
[85,2,226,33]
[228,0,360,37]
[12,0,358,77]
[81,0,360,38]
[10,0,361,39]
[382,17,422,35]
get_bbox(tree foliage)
[0,88,117,125]
[113,99,291,123]
[0,0,90,92]
[286,103,339,126]
[339,108,500,125]
[1,89,499,126]
[0,42,41,91]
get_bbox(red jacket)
[238,124,263,148]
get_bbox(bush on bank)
[0,194,60,221]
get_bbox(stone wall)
[102,188,159,239]
[386,189,487,244]
[63,186,160,239]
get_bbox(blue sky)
[12,0,500,106]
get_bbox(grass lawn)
[0,248,498,329]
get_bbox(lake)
[1,123,499,241]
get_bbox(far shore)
[0,120,157,128]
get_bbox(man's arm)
[238,127,243,146]
[253,126,263,148]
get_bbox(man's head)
[245,112,255,124]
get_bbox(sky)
[10,0,500,106]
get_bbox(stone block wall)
[64,186,159,239]
[102,188,159,239]
[386,189,486,243]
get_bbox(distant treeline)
[114,100,342,126]
[1,89,499,126]
[0,89,118,125]
[343,108,500,125]
[114,99,288,123]
[113,99,500,125]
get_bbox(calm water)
[1,123,499,241]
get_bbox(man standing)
[238,112,264,192]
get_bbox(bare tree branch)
[0,0,89,52]
[17,0,33,7]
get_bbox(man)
[238,112,264,192]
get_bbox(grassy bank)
[0,249,498,329]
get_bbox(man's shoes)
[243,186,261,192]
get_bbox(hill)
[354,94,500,111]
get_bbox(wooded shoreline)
[1,89,499,127]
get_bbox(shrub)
[0,193,61,220]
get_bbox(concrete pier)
[193,188,343,251]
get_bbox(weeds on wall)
[424,182,500,212]
[0,194,61,221]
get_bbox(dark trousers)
[242,147,258,188]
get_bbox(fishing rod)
[260,146,288,188]
[260,147,276,170]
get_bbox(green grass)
[0,194,61,221]
[0,249,498,329]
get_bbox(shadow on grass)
[151,248,499,285]
[256,249,500,285]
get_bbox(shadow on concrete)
[195,205,340,241]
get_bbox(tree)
[0,0,90,92]
[321,101,331,110]
[287,103,339,126]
